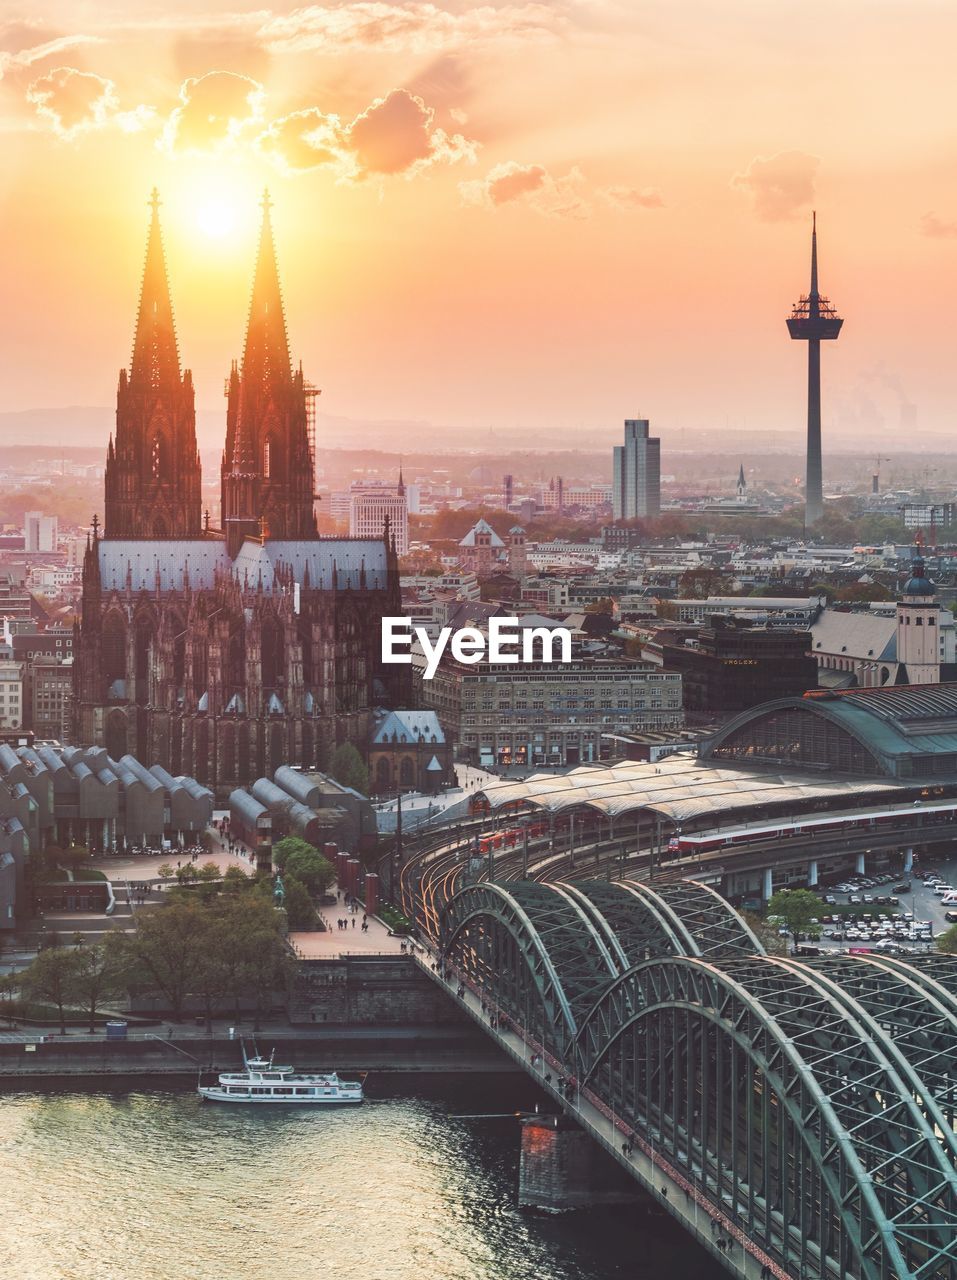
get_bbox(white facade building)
[24,512,58,553]
[0,661,24,729]
[348,477,409,556]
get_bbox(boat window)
[276,1088,293,1095]
[252,1088,268,1095]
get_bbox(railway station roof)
[475,754,904,824]
[703,684,957,779]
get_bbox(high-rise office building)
[24,512,58,553]
[612,419,660,519]
[349,471,409,556]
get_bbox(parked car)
[945,911,957,924]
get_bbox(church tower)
[897,556,941,685]
[221,192,317,557]
[104,190,202,539]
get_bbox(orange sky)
[2,2,957,447]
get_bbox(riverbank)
[0,1023,517,1081]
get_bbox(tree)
[282,875,318,929]
[271,838,335,896]
[741,912,788,957]
[585,597,616,615]
[678,568,733,600]
[222,865,249,893]
[837,581,893,604]
[767,889,822,942]
[937,924,957,955]
[197,862,222,882]
[71,937,128,1033]
[157,863,175,881]
[330,742,369,795]
[117,899,209,1021]
[21,947,82,1034]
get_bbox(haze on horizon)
[1,1,955,450]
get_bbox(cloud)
[346,87,476,176]
[258,107,347,173]
[257,3,562,55]
[162,70,265,152]
[600,185,664,211]
[460,161,590,218]
[26,66,152,138]
[732,150,819,222]
[921,212,957,239]
[0,33,101,80]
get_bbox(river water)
[0,1077,724,1280]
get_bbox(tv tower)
[786,213,843,527]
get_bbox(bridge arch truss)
[439,880,957,1280]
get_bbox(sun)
[196,195,238,240]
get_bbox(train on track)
[666,798,957,856]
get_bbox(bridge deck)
[415,949,783,1280]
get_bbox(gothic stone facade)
[74,192,408,794]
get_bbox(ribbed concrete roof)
[476,754,901,822]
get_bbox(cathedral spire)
[130,189,180,389]
[105,190,202,539]
[221,192,316,555]
[242,190,291,388]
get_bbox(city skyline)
[2,2,957,445]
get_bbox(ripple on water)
[0,1087,723,1280]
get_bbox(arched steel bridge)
[432,877,957,1280]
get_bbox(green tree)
[767,889,822,942]
[222,865,249,894]
[282,875,319,929]
[741,912,788,957]
[937,924,957,954]
[117,899,210,1020]
[21,947,82,1034]
[330,742,369,795]
[271,838,335,896]
[197,861,222,882]
[157,863,175,881]
[71,937,128,1033]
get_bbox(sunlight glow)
[196,195,238,240]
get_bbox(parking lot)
[800,853,957,956]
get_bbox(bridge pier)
[807,859,818,887]
[762,868,773,902]
[904,846,914,873]
[518,1114,641,1211]
[855,851,866,876]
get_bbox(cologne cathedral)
[73,192,407,794]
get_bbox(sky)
[2,1,957,448]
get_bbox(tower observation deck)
[786,212,843,528]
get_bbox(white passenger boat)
[198,1044,363,1105]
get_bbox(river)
[0,1077,724,1280]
